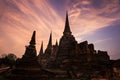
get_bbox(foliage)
[0,53,17,67]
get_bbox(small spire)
[39,41,43,56]
[63,11,71,35]
[29,31,36,45]
[48,32,52,47]
[55,40,58,46]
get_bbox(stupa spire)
[55,40,58,46]
[39,41,43,56]
[63,11,71,35]
[29,31,36,45]
[48,32,52,47]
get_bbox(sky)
[0,0,120,59]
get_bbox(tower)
[30,31,36,45]
[23,31,37,58]
[55,40,58,47]
[38,41,43,63]
[38,41,43,57]
[9,31,54,80]
[48,32,52,47]
[56,11,77,66]
[16,31,40,68]
[44,32,53,57]
[63,11,71,35]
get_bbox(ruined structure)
[15,31,40,69]
[8,12,111,79]
[56,12,78,66]
[38,12,110,68]
[9,31,54,80]
[37,12,110,78]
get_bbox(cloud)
[0,0,120,59]
[94,37,112,44]
[66,0,120,39]
[62,0,120,59]
[0,0,64,57]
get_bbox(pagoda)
[9,31,54,80]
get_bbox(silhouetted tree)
[0,53,17,68]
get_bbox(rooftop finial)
[48,32,52,47]
[29,31,36,45]
[55,39,58,46]
[63,11,71,35]
[39,41,43,56]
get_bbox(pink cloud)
[0,0,64,57]
[0,0,120,59]
[67,0,120,41]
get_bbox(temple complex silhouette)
[8,12,112,80]
[38,12,110,68]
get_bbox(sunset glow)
[0,0,120,59]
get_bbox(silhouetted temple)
[9,31,54,80]
[39,12,110,69]
[8,12,111,80]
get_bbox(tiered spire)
[23,31,37,57]
[39,41,43,56]
[47,32,52,47]
[63,11,71,35]
[29,31,36,45]
[55,40,58,46]
[44,32,53,57]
